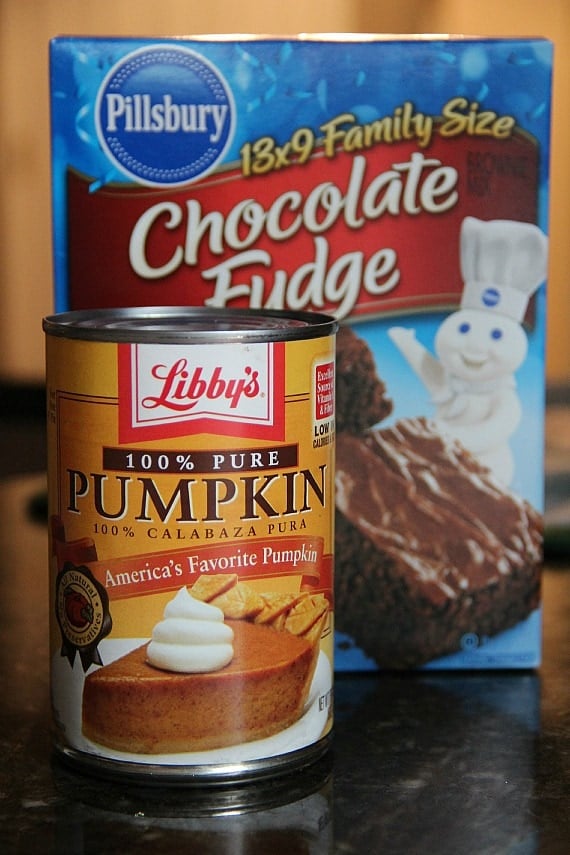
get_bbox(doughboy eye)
[458,322,471,334]
[491,328,503,340]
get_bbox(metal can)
[44,306,337,783]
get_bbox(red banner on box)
[67,132,539,320]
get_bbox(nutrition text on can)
[44,307,337,782]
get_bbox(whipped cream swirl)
[147,586,234,673]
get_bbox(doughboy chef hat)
[460,217,548,322]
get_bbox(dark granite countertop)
[0,397,568,854]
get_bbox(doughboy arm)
[388,326,447,398]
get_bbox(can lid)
[43,306,338,343]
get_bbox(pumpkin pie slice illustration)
[82,578,328,754]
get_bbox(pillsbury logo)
[481,287,501,308]
[95,45,235,187]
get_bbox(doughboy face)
[435,309,527,383]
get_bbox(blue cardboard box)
[50,35,552,669]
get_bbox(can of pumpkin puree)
[44,306,337,783]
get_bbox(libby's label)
[47,328,335,768]
[118,341,285,441]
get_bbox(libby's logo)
[118,341,285,442]
[141,358,261,412]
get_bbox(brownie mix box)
[49,35,552,670]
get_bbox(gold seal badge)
[55,563,112,670]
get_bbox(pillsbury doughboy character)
[388,217,548,485]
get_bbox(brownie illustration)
[334,327,542,668]
[335,325,393,434]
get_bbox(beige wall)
[1,0,568,382]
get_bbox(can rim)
[43,306,338,343]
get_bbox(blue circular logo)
[95,45,235,187]
[460,632,480,651]
[481,287,501,308]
